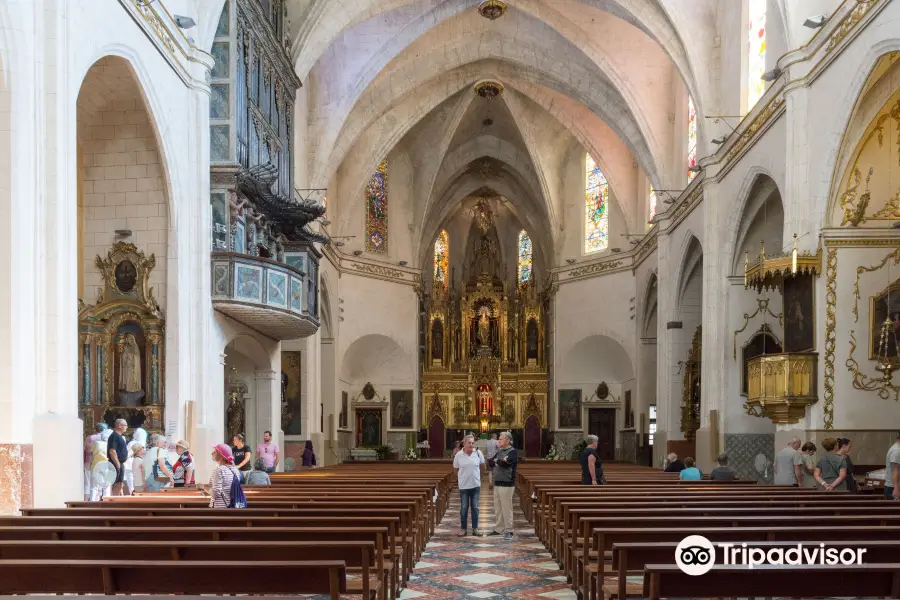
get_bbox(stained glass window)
[434,230,449,287]
[648,185,658,223]
[365,161,388,253]
[747,0,767,111]
[687,96,697,182]
[584,154,609,253]
[518,230,532,285]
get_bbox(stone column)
[653,233,673,467]
[636,336,657,463]
[304,331,325,465]
[254,369,282,471]
[320,335,337,465]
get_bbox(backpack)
[227,467,247,508]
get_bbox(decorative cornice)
[823,228,900,247]
[567,259,624,278]
[721,97,786,172]
[631,232,658,270]
[119,0,213,88]
[826,0,883,53]
[349,262,405,279]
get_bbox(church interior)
[2,0,900,595]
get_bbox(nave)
[401,482,575,600]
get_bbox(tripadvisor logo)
[675,535,868,576]
[675,535,716,576]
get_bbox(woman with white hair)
[142,434,173,492]
[88,431,113,501]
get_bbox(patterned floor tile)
[454,573,513,586]
[467,592,498,599]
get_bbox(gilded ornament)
[478,0,507,20]
[823,247,837,429]
[474,80,504,99]
[568,260,624,278]
[724,98,785,169]
[733,297,783,359]
[349,262,406,280]
[826,0,882,53]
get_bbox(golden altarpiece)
[421,199,547,455]
[78,243,165,435]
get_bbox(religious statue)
[526,319,538,359]
[227,390,245,441]
[118,334,142,393]
[477,307,491,347]
[432,320,443,360]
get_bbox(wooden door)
[523,415,541,458]
[588,408,616,461]
[428,415,445,458]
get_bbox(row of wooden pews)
[519,461,900,600]
[0,462,454,598]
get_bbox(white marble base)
[32,414,82,508]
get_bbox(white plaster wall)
[78,61,168,309]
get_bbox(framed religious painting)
[558,389,582,429]
[390,389,414,429]
[870,280,900,364]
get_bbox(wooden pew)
[589,526,900,600]
[0,559,348,598]
[610,539,900,599]
[643,563,900,600]
[0,539,380,599]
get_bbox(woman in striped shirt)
[208,443,241,508]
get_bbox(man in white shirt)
[453,434,485,536]
[886,432,900,499]
[774,437,803,486]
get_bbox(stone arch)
[641,272,659,339]
[75,48,178,223]
[728,172,785,276]
[224,332,273,371]
[674,234,703,316]
[825,46,900,228]
[559,334,636,386]
[340,333,415,385]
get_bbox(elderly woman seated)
[245,458,271,485]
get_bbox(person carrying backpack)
[208,443,246,508]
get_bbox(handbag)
[152,449,173,483]
[228,467,247,508]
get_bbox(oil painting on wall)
[558,389,582,429]
[390,390,414,429]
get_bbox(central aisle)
[400,483,576,600]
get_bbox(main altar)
[421,198,548,457]
[78,243,166,435]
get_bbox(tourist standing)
[838,438,858,493]
[84,422,108,498]
[774,438,803,486]
[709,453,736,481]
[208,444,242,508]
[485,433,499,488]
[89,436,112,501]
[301,440,316,467]
[173,440,195,488]
[453,434,485,536]
[580,435,604,485]
[231,434,252,481]
[257,430,279,473]
[490,431,518,540]
[124,441,145,495]
[886,433,900,499]
[799,442,818,488]
[815,437,849,491]
[143,434,173,492]
[107,419,129,496]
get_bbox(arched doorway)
[428,415,445,458]
[523,415,541,459]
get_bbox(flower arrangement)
[545,444,560,460]
[405,446,418,461]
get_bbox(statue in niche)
[477,307,491,347]
[432,320,443,360]
[118,334,142,393]
[526,319,539,360]
[227,390,245,441]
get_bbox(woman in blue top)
[679,457,702,480]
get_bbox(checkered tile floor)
[398,484,574,600]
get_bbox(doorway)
[588,408,616,461]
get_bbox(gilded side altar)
[78,243,165,435]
